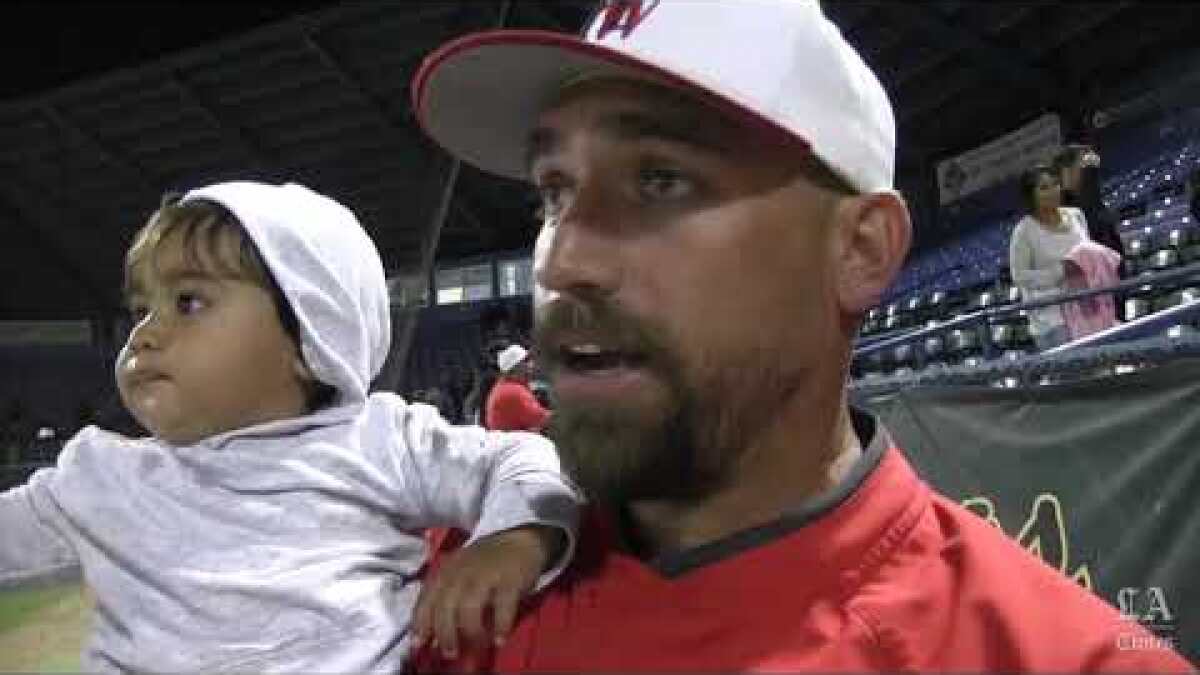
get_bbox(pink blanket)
[1062,242,1122,341]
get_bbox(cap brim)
[412,30,807,183]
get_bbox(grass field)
[0,583,90,672]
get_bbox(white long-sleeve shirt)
[1008,207,1090,336]
[0,395,579,673]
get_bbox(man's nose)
[535,190,625,303]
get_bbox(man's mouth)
[558,342,649,373]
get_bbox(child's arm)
[391,401,581,655]
[0,469,81,588]
[411,523,564,659]
[394,401,579,560]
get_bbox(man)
[1055,143,1129,264]
[410,0,1192,670]
[484,344,550,432]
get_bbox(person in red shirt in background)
[485,344,550,432]
[408,0,1194,671]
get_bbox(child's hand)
[412,525,563,659]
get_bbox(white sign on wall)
[937,114,1063,205]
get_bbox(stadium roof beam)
[416,0,516,277]
[0,4,455,120]
[880,2,1060,106]
[41,104,160,199]
[302,33,409,131]
[893,51,956,93]
[452,198,488,232]
[166,72,279,176]
[1044,2,1134,54]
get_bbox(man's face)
[530,79,846,504]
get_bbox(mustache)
[534,297,672,368]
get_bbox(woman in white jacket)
[1009,164,1091,351]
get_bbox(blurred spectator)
[481,304,517,344]
[29,425,60,463]
[485,344,550,432]
[2,400,32,465]
[1009,164,1090,351]
[1055,144,1127,264]
[446,368,472,424]
[463,358,501,427]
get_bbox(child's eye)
[176,292,207,315]
[129,304,149,322]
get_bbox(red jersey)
[416,416,1192,672]
[484,378,550,432]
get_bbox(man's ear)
[833,192,912,315]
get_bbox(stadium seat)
[1126,237,1154,275]
[859,349,887,376]
[923,332,946,362]
[947,327,983,358]
[1152,286,1200,313]
[1182,241,1200,264]
[1166,324,1198,339]
[990,315,1033,352]
[892,343,916,370]
[1124,286,1157,321]
[1166,227,1194,250]
[1150,248,1182,271]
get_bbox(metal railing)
[851,331,1200,397]
[854,259,1200,366]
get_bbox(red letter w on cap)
[595,0,660,40]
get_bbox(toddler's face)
[117,229,308,445]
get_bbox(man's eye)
[638,167,694,201]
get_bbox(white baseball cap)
[412,0,896,194]
[497,344,530,373]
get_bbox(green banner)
[862,358,1200,664]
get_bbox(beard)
[536,297,802,507]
